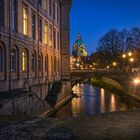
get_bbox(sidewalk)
[0,109,140,140]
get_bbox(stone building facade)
[0,0,72,92]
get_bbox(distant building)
[72,33,87,57]
[71,34,94,70]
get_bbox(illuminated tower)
[72,33,88,57]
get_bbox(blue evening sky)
[70,0,140,54]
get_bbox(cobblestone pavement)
[0,109,140,140]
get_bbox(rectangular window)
[32,11,36,39]
[53,2,55,19]
[53,29,56,49]
[0,0,4,25]
[44,0,48,11]
[23,4,28,35]
[38,0,42,8]
[49,25,52,47]
[39,17,42,42]
[57,31,60,50]
[49,0,52,16]
[44,22,48,45]
[0,47,3,72]
[57,6,59,22]
[11,50,17,71]
[12,0,18,31]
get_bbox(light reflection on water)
[55,83,137,117]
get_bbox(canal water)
[54,83,137,118]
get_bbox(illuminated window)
[23,4,28,35]
[12,0,18,31]
[49,25,52,47]
[22,49,27,71]
[11,48,17,71]
[0,0,4,25]
[0,46,4,72]
[44,22,48,45]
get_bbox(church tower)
[72,33,88,57]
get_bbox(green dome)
[72,33,88,57]
[74,34,85,48]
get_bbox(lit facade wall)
[0,0,72,92]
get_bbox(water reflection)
[110,94,116,112]
[55,83,137,117]
[100,88,105,113]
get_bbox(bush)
[90,78,124,95]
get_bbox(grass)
[90,78,125,96]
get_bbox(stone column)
[60,0,72,80]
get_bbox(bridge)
[70,69,130,86]
[70,69,140,103]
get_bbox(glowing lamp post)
[133,78,140,85]
[129,58,134,72]
[122,54,126,58]
[128,52,132,57]
[113,62,117,66]
[129,58,134,63]
[133,78,140,94]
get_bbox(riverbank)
[0,109,140,140]
[90,78,140,105]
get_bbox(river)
[54,83,137,118]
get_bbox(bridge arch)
[71,74,123,90]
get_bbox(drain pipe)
[8,0,12,91]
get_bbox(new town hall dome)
[72,33,88,57]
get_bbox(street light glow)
[130,58,134,63]
[77,63,80,67]
[133,78,140,85]
[122,54,126,58]
[113,62,117,66]
[128,52,132,57]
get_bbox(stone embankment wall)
[0,81,71,116]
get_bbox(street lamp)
[129,58,134,63]
[133,78,140,85]
[122,54,126,58]
[133,78,140,94]
[128,52,132,57]
[113,62,117,66]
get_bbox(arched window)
[0,46,3,72]
[51,55,53,74]
[45,54,48,73]
[0,0,4,25]
[54,56,56,73]
[31,52,36,72]
[11,48,17,71]
[22,49,27,71]
[39,53,43,72]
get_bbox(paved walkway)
[0,109,140,140]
